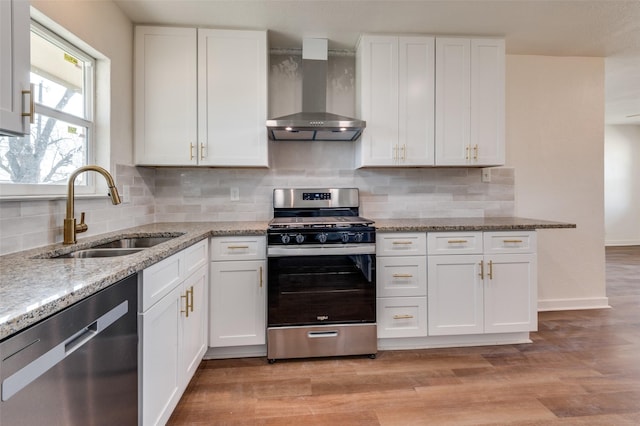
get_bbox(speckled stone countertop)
[0,217,574,341]
[0,221,268,340]
[373,217,575,232]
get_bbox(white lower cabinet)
[376,233,428,339]
[209,236,266,347]
[140,240,208,426]
[427,231,537,336]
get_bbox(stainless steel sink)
[91,236,177,249]
[53,248,145,258]
[40,234,184,259]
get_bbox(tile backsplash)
[0,161,514,255]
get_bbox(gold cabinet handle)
[479,260,484,280]
[393,314,414,320]
[447,239,468,244]
[393,144,398,161]
[392,273,413,278]
[503,239,523,244]
[227,245,250,249]
[21,84,35,124]
[401,144,406,161]
[189,285,194,313]
[465,145,470,160]
[473,144,478,161]
[392,241,413,245]
[200,143,206,160]
[181,292,189,318]
[488,260,493,280]
[259,266,263,288]
[189,143,195,160]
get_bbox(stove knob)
[317,233,328,244]
[340,232,350,243]
[295,234,305,244]
[354,232,364,242]
[280,234,291,244]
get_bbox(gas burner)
[268,188,375,246]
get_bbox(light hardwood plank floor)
[168,246,640,425]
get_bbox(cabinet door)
[198,29,268,166]
[471,39,505,166]
[134,26,197,165]
[209,260,266,346]
[398,36,435,166]
[435,38,471,166]
[484,254,537,333]
[0,0,30,136]
[427,254,484,335]
[356,35,398,166]
[180,265,208,386]
[141,286,182,426]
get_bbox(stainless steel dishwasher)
[0,274,138,425]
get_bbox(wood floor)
[168,246,640,425]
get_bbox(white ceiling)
[114,0,640,125]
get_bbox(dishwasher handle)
[2,300,129,402]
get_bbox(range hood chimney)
[266,38,366,141]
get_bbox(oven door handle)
[308,331,339,338]
[268,244,376,257]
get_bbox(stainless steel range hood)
[266,39,366,141]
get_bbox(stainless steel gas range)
[266,188,377,363]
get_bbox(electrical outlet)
[481,168,492,183]
[230,187,240,201]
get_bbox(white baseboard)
[538,297,610,312]
[605,240,640,246]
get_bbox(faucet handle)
[76,212,88,233]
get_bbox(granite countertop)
[373,216,576,232]
[0,217,574,341]
[0,221,268,340]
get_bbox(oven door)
[268,245,376,327]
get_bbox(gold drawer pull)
[227,245,250,249]
[393,314,414,320]
[392,241,413,245]
[393,273,413,278]
[503,239,523,244]
[259,266,263,288]
[448,239,468,244]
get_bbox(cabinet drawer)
[376,233,426,256]
[377,297,427,338]
[141,252,183,312]
[427,232,482,255]
[377,257,427,297]
[183,239,208,278]
[483,232,536,254]
[211,236,266,261]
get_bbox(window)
[0,21,96,196]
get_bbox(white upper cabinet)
[435,37,505,166]
[134,27,198,165]
[197,29,268,167]
[134,26,268,167]
[356,35,435,167]
[0,0,31,136]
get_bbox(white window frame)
[0,18,97,198]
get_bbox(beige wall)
[31,0,134,169]
[506,55,608,310]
